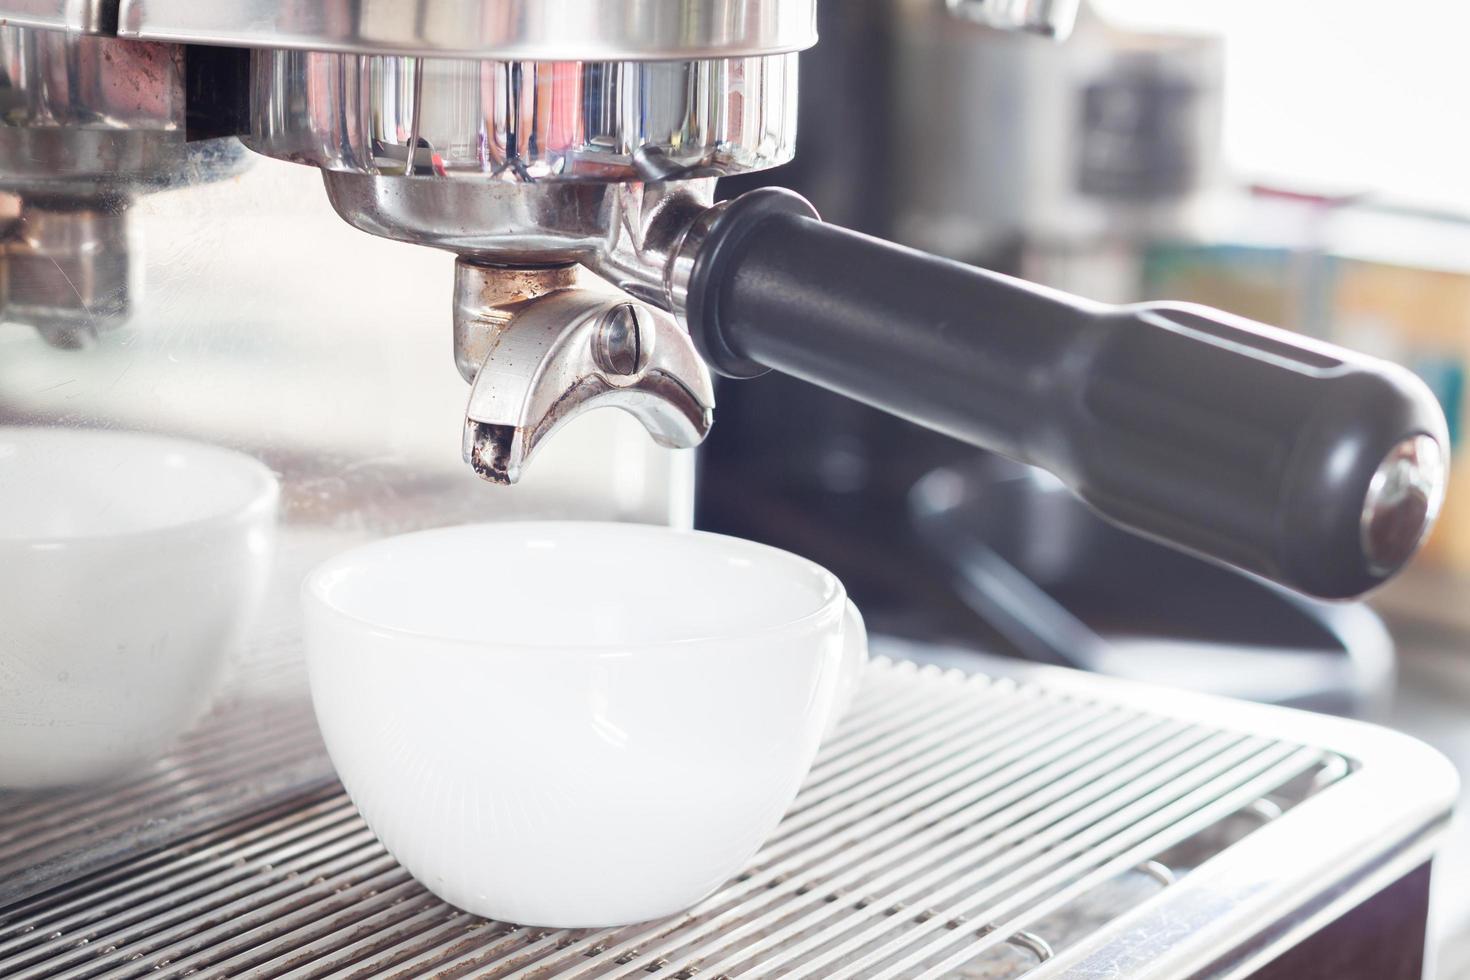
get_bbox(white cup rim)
[302,520,849,652]
[0,426,279,548]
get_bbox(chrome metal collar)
[0,0,116,35]
[116,0,817,60]
[1361,433,1447,577]
[247,50,797,185]
[318,178,715,301]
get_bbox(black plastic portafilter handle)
[684,188,1450,599]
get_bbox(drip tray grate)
[0,649,332,907]
[0,658,1449,979]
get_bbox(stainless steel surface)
[117,0,818,60]
[321,177,629,263]
[0,652,330,906]
[593,183,720,310]
[453,263,581,384]
[0,25,177,131]
[665,199,729,324]
[592,302,647,376]
[945,0,1082,40]
[0,25,251,344]
[0,657,1453,978]
[0,0,114,35]
[1363,433,1447,578]
[1,202,131,347]
[462,286,714,485]
[249,49,798,185]
[325,170,717,484]
[325,178,718,309]
[0,26,185,188]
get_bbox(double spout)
[453,260,713,486]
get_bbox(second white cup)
[0,427,278,788]
[302,521,867,928]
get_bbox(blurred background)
[696,0,1470,973]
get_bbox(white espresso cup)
[0,427,278,788]
[302,521,868,928]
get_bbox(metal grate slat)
[0,660,1352,980]
[0,651,333,907]
[522,707,1166,978]
[614,718,1202,980]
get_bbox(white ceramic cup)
[302,521,868,928]
[0,427,279,788]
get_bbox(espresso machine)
[0,3,1458,978]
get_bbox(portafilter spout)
[425,183,719,485]
[454,262,713,485]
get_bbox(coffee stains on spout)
[463,420,519,485]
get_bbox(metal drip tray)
[0,653,333,907]
[0,658,1455,979]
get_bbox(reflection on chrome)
[248,51,799,184]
